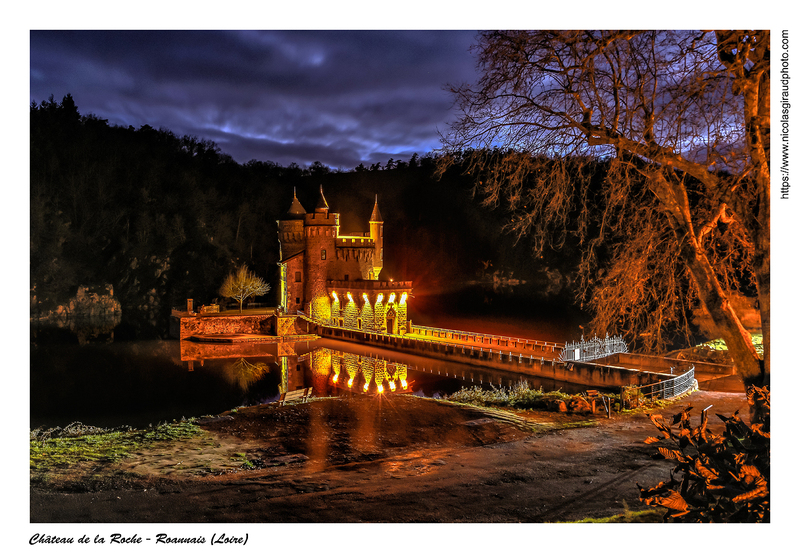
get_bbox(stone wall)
[175,314,275,340]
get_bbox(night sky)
[30,30,479,169]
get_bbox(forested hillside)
[31,95,575,337]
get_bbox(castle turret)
[369,195,383,280]
[278,188,306,261]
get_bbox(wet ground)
[30,382,750,523]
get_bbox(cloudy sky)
[30,30,480,169]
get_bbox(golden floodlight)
[347,377,354,388]
[389,380,396,391]
[388,293,396,304]
[400,292,407,305]
[347,292,353,302]
[377,293,384,303]
[377,382,384,393]
[332,373,339,383]
[363,381,369,392]
[331,291,338,302]
[362,293,369,302]
[400,379,408,390]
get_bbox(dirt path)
[30,390,750,523]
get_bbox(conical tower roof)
[369,195,383,223]
[286,187,306,219]
[315,185,329,213]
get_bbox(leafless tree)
[219,264,271,313]
[440,31,769,389]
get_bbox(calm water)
[30,333,586,430]
[30,287,588,429]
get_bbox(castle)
[277,186,413,335]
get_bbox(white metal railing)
[623,367,697,401]
[559,334,628,363]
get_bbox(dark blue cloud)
[30,30,479,168]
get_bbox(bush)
[447,381,573,410]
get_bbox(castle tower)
[304,185,338,319]
[277,188,307,312]
[368,195,383,280]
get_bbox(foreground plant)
[638,385,769,522]
[447,382,576,411]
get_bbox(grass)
[698,333,763,357]
[30,420,204,474]
[564,507,666,523]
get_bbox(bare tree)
[440,31,769,389]
[219,265,271,313]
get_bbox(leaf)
[693,456,719,483]
[658,447,691,464]
[644,436,663,444]
[654,489,691,512]
[648,413,674,439]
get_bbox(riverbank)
[30,388,749,523]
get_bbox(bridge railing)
[622,366,696,405]
[409,324,564,353]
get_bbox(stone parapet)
[326,279,413,291]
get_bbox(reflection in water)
[222,358,271,391]
[32,331,589,428]
[313,349,410,397]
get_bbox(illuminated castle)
[277,186,413,334]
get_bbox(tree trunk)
[650,172,764,390]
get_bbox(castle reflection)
[302,348,411,396]
[180,337,586,406]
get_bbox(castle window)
[321,249,326,260]
[295,271,302,282]
[295,297,301,304]
[344,274,349,281]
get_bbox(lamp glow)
[388,293,396,304]
[347,292,353,302]
[377,293,384,303]
[400,292,407,305]
[400,379,408,390]
[332,291,338,302]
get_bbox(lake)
[30,331,586,430]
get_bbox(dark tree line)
[32,95,571,338]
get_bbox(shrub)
[638,385,769,522]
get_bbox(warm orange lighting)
[331,291,338,302]
[377,293,384,303]
[400,292,407,305]
[377,383,384,393]
[347,377,354,388]
[347,292,353,302]
[400,379,408,390]
[362,293,369,302]
[388,380,396,391]
[388,293,396,304]
[363,382,369,392]
[332,373,339,383]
